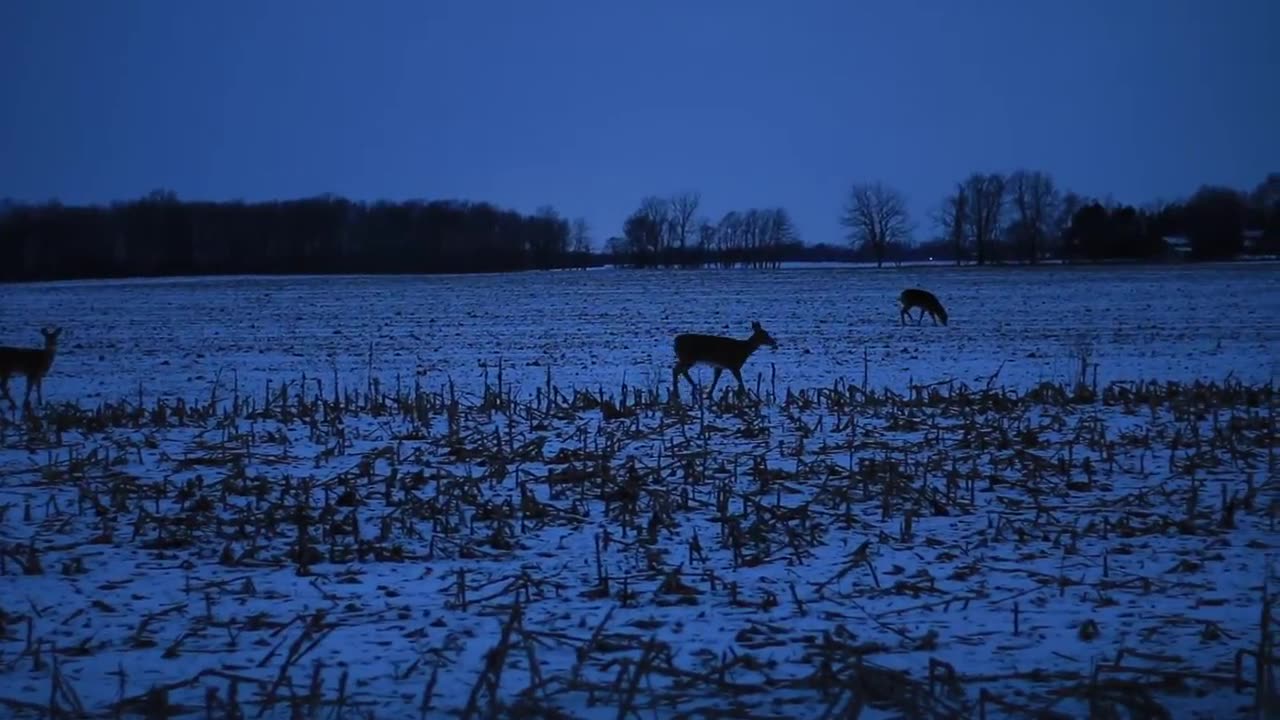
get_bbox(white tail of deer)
[899,288,948,326]
[0,326,62,410]
[672,320,778,398]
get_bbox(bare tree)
[1007,170,1060,263]
[1054,191,1084,256]
[962,173,1005,265]
[840,182,912,267]
[760,207,797,269]
[531,205,570,268]
[742,209,763,267]
[715,211,742,268]
[635,196,671,265]
[697,218,716,266]
[668,191,701,266]
[932,182,968,265]
[570,217,591,268]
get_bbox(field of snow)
[2,262,1277,406]
[0,263,1277,719]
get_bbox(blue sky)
[2,0,1276,246]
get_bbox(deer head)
[749,321,778,349]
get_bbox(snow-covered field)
[2,262,1277,405]
[0,263,1277,718]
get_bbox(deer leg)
[682,368,699,394]
[731,368,746,396]
[900,307,907,326]
[707,368,723,397]
[673,362,695,395]
[0,376,15,410]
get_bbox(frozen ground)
[0,263,1277,719]
[0,263,1277,406]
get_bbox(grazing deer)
[899,288,948,326]
[0,326,63,410]
[673,320,778,398]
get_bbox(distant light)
[929,257,933,262]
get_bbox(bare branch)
[840,182,912,267]
[668,192,701,259]
[1007,170,1060,263]
[962,173,1005,265]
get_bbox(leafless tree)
[840,182,912,267]
[1054,191,1084,255]
[713,211,739,268]
[697,219,716,265]
[742,209,763,267]
[668,191,701,265]
[531,205,570,266]
[962,173,1005,265]
[570,217,591,268]
[760,207,797,268]
[637,196,671,263]
[1007,170,1060,263]
[932,182,969,265]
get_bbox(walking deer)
[899,288,948,326]
[0,326,63,410]
[672,320,778,398]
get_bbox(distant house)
[1161,234,1192,260]
[1161,230,1273,260]
[1243,229,1264,253]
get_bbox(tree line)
[842,171,1280,266]
[606,192,801,269]
[0,191,597,283]
[3,171,1276,283]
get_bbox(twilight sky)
[2,0,1276,247]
